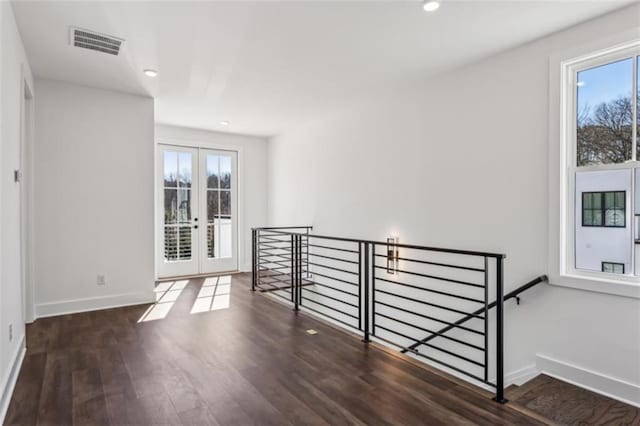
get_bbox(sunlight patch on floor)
[138,280,189,322]
[190,276,231,314]
[202,277,217,287]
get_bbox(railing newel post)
[372,243,376,336]
[494,255,507,404]
[251,228,257,291]
[306,227,311,279]
[362,242,370,343]
[297,234,303,310]
[358,242,362,331]
[291,234,298,310]
[483,256,488,382]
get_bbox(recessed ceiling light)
[144,69,158,77]
[220,121,229,126]
[423,0,440,12]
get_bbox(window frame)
[553,39,640,298]
[581,190,626,228]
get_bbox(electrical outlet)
[9,324,12,342]
[97,274,106,286]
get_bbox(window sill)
[550,272,640,299]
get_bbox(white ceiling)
[12,0,633,137]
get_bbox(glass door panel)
[200,149,238,273]
[158,146,199,277]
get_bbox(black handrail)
[402,274,547,354]
[254,227,506,259]
[256,226,314,230]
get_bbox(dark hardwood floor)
[3,273,627,425]
[508,374,640,426]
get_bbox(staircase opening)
[252,226,547,403]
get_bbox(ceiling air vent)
[70,27,124,56]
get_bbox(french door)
[157,145,238,278]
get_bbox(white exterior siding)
[575,169,632,274]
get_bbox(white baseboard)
[35,291,155,318]
[0,335,26,424]
[537,354,640,407]
[506,364,539,386]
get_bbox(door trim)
[155,138,243,280]
[20,70,35,324]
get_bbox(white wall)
[33,79,155,317]
[0,1,33,420]
[268,5,640,404]
[155,124,268,272]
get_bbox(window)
[582,191,625,227]
[577,58,633,166]
[562,42,640,285]
[602,262,625,274]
